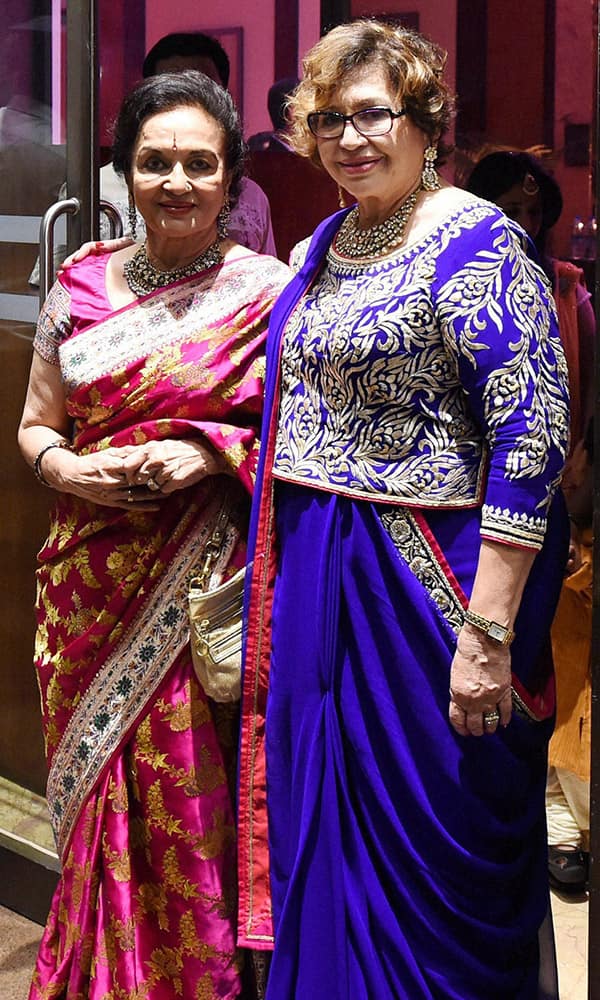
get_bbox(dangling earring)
[337,184,346,208]
[128,192,138,239]
[217,196,231,239]
[421,145,441,191]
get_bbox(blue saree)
[238,201,569,999]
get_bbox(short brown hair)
[288,20,455,169]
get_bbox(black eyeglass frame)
[306,106,407,139]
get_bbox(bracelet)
[463,609,515,647]
[33,439,73,486]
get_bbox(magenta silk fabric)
[29,252,289,999]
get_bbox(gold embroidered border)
[481,503,546,549]
[46,496,227,858]
[379,507,542,724]
[379,507,466,635]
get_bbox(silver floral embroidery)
[273,203,568,548]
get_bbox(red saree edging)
[237,380,281,948]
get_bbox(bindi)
[172,132,177,151]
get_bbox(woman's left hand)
[448,623,513,737]
[120,439,227,494]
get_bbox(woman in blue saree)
[238,21,570,999]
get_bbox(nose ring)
[185,181,192,192]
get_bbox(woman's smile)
[158,200,195,214]
[337,155,383,176]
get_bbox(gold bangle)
[33,439,73,486]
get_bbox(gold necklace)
[123,237,223,296]
[333,186,421,260]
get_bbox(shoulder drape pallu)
[30,253,288,999]
[238,209,570,999]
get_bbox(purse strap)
[192,496,232,592]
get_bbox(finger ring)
[483,710,500,726]
[127,489,134,503]
[147,476,160,492]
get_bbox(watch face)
[487,622,507,642]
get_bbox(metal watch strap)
[463,609,515,646]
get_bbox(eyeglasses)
[307,106,406,139]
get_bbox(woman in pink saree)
[18,71,289,999]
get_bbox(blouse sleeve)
[434,213,569,549]
[288,236,312,272]
[32,279,72,365]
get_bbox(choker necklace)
[123,237,224,296]
[333,186,421,260]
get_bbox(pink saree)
[28,251,289,999]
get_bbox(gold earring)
[337,184,346,208]
[421,145,441,191]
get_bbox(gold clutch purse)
[188,499,245,703]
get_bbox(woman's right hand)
[41,445,161,511]
[59,236,135,272]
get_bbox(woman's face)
[494,181,544,240]
[130,105,230,240]
[314,65,427,208]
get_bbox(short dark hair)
[142,32,230,87]
[466,151,563,232]
[112,71,245,202]
[267,77,299,131]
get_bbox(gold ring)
[483,710,500,726]
[147,477,160,492]
[127,489,134,503]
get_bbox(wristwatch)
[463,609,515,646]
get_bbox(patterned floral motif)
[45,504,215,855]
[274,202,568,548]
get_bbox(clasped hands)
[44,438,224,511]
[448,623,513,737]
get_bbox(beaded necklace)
[332,186,421,260]
[123,237,223,296]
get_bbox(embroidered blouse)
[272,201,569,549]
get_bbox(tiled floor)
[0,905,42,1000]
[553,888,588,999]
[0,889,589,999]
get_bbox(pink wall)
[413,1,457,99]
[298,0,321,75]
